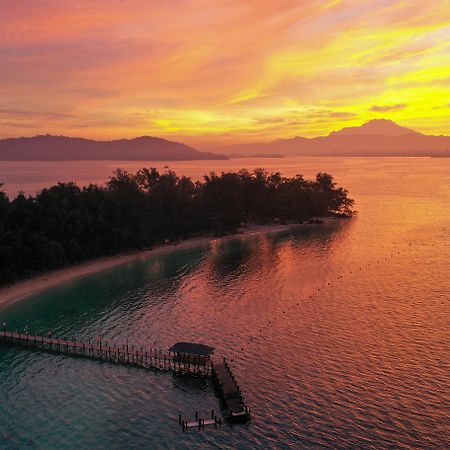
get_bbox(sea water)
[0,157,449,449]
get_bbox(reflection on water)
[1,157,449,449]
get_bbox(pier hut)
[169,342,214,356]
[169,342,214,367]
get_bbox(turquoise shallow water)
[1,157,449,449]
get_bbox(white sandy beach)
[0,222,323,311]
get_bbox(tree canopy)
[0,168,354,286]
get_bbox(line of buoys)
[235,239,416,356]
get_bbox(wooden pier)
[212,358,250,423]
[0,329,250,425]
[0,330,210,376]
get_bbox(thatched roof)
[169,342,215,355]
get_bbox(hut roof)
[169,342,215,355]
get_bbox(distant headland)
[0,135,228,161]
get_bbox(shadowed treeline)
[0,168,353,286]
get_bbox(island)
[0,168,354,288]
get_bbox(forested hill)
[0,135,228,160]
[0,168,354,286]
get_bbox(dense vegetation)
[0,168,353,286]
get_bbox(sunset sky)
[1,0,449,146]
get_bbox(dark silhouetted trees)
[0,169,354,286]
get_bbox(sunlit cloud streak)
[370,104,407,112]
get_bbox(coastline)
[0,221,330,311]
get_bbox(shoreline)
[0,221,334,311]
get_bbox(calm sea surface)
[0,157,449,449]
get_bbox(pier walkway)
[0,330,210,376]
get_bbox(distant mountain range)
[1,120,448,160]
[225,120,450,157]
[0,134,228,161]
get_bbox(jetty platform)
[212,358,250,423]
